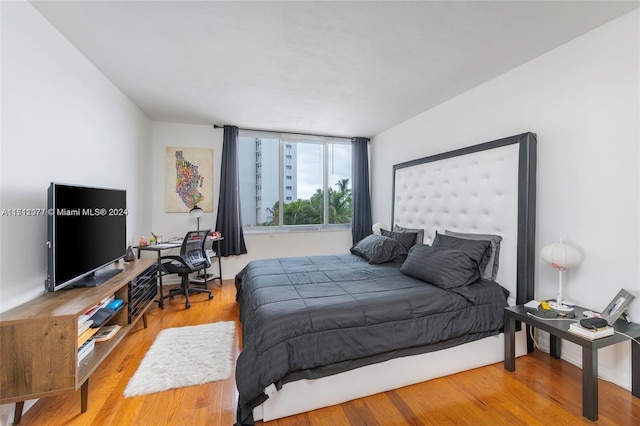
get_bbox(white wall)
[0,2,153,422]
[150,122,353,279]
[0,1,153,312]
[371,10,639,391]
[150,122,223,239]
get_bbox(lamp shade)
[372,222,387,235]
[541,241,582,271]
[189,206,204,219]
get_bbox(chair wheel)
[208,294,213,300]
[185,303,191,309]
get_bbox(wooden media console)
[0,258,157,424]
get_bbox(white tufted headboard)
[392,133,536,306]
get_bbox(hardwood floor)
[17,280,640,425]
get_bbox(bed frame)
[252,132,537,422]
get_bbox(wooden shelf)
[0,258,156,417]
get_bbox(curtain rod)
[213,124,354,140]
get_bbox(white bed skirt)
[253,329,528,422]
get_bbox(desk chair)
[158,229,214,309]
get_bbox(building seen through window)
[238,131,352,228]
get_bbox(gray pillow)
[432,232,492,275]
[444,230,502,281]
[393,224,425,244]
[400,244,480,288]
[350,234,408,264]
[381,228,417,250]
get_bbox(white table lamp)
[189,205,204,231]
[541,240,582,313]
[372,222,387,235]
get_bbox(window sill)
[242,224,351,235]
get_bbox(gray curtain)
[351,137,372,244]
[215,125,247,256]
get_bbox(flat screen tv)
[46,183,127,291]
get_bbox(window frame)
[238,130,352,233]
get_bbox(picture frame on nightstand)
[601,288,635,326]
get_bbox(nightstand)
[504,304,640,421]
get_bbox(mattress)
[235,253,509,424]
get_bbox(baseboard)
[535,329,633,392]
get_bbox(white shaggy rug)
[124,321,235,397]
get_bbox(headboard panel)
[392,133,536,305]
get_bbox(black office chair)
[159,229,214,309]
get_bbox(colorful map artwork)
[165,146,213,212]
[175,150,204,208]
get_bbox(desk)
[504,305,640,420]
[136,237,223,309]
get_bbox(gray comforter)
[235,254,508,424]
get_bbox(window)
[238,131,352,228]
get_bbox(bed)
[235,132,537,425]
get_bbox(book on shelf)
[568,323,615,339]
[80,295,114,320]
[78,338,95,356]
[83,303,102,318]
[93,324,122,342]
[77,338,95,365]
[78,327,98,347]
[78,320,94,335]
[78,314,92,326]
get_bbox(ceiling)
[30,1,639,138]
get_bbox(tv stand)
[72,267,123,288]
[0,259,156,424]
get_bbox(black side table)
[504,305,640,421]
